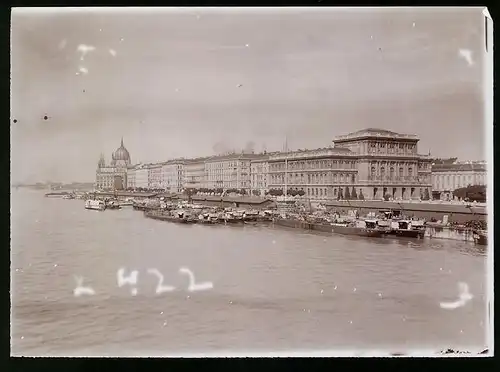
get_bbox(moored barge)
[274,218,383,238]
[144,211,197,224]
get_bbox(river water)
[11,189,489,356]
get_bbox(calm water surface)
[11,189,488,356]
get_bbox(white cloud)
[78,67,88,74]
[109,49,117,57]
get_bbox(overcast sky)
[11,7,487,183]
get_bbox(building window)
[399,167,404,178]
[371,167,376,177]
[390,167,395,179]
[381,167,385,178]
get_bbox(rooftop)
[204,153,267,162]
[432,162,487,172]
[268,147,353,161]
[333,128,419,142]
[352,128,400,136]
[183,156,212,164]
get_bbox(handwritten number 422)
[73,267,213,297]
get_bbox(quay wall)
[273,218,482,243]
[96,192,159,199]
[188,196,275,210]
[323,200,487,223]
[425,226,477,243]
[274,219,311,230]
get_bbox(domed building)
[95,138,132,190]
[111,138,131,168]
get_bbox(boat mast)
[284,136,288,199]
[284,157,288,198]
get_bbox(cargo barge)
[273,218,383,238]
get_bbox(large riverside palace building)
[268,128,433,200]
[95,138,131,190]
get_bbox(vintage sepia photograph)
[10,7,493,357]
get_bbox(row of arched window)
[370,166,413,178]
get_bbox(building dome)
[111,138,131,167]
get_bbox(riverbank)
[52,192,488,245]
[322,200,487,224]
[139,206,487,246]
[269,218,486,245]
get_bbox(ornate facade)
[250,155,270,196]
[95,138,131,190]
[268,147,357,199]
[161,160,185,192]
[267,128,432,200]
[431,161,487,200]
[147,163,162,189]
[134,165,149,189]
[100,129,434,199]
[183,158,208,190]
[204,153,261,191]
[333,128,432,200]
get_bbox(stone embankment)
[322,200,487,224]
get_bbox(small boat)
[119,198,134,207]
[63,194,75,200]
[242,210,260,222]
[329,219,383,238]
[198,216,219,224]
[197,213,219,224]
[105,200,121,210]
[377,210,425,239]
[85,199,105,211]
[388,220,425,238]
[232,210,245,222]
[133,201,147,211]
[222,211,243,223]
